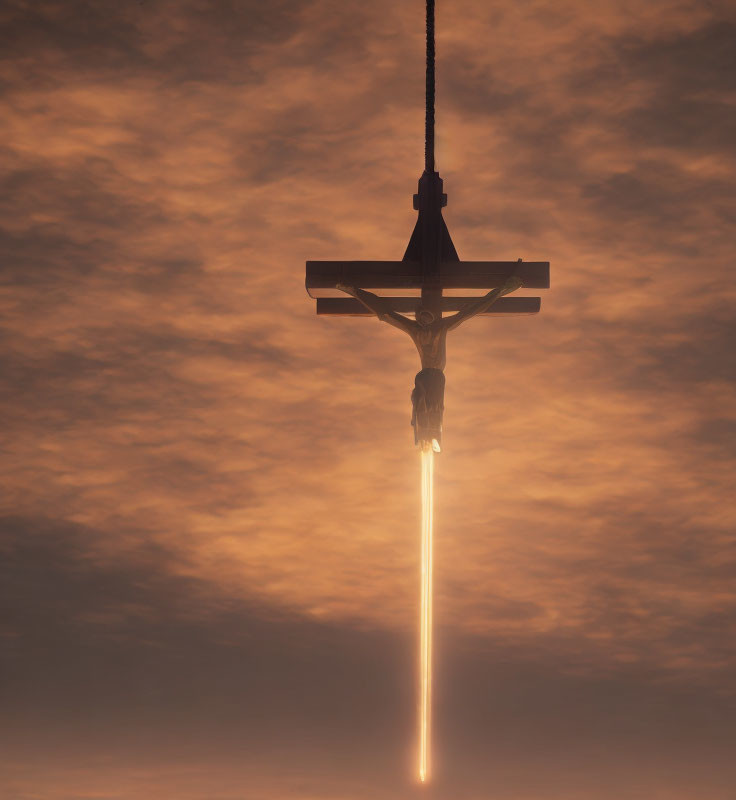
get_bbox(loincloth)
[411,368,445,446]
[412,368,445,412]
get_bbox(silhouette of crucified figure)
[337,274,522,449]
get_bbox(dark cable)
[425,0,435,173]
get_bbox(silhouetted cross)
[304,0,550,452]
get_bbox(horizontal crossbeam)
[316,296,541,315]
[306,260,550,293]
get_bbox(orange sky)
[2,1,736,798]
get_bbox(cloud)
[3,514,736,800]
[1,0,734,671]
[1,0,736,793]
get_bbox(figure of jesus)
[337,275,522,449]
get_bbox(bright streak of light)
[419,444,434,783]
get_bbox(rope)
[425,0,435,173]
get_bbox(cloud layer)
[2,0,735,796]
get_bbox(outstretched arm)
[336,285,415,335]
[442,275,523,332]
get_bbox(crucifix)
[304,0,550,783]
[306,2,549,450]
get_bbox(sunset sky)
[2,1,736,798]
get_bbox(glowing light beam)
[419,443,435,783]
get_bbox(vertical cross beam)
[404,170,460,320]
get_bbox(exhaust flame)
[419,444,434,782]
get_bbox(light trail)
[418,442,435,783]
